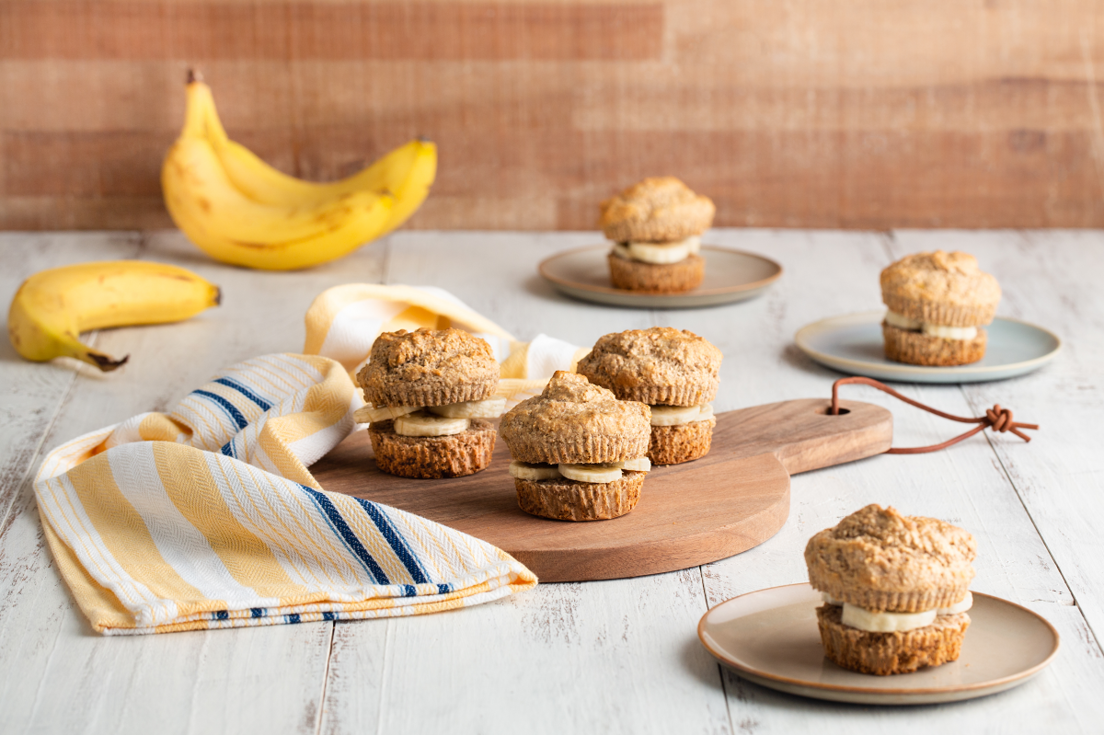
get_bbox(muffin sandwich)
[576,327,722,465]
[880,250,1001,366]
[599,177,716,293]
[499,371,651,521]
[805,504,976,676]
[355,328,505,478]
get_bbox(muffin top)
[804,504,977,612]
[499,371,651,465]
[880,251,1001,325]
[356,328,498,407]
[599,177,716,243]
[575,327,722,406]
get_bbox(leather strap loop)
[830,376,1038,454]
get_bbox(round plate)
[794,311,1061,384]
[538,245,782,309]
[698,583,1060,705]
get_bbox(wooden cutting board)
[312,398,893,582]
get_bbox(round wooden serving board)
[312,399,893,582]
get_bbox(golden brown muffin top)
[356,328,498,407]
[805,505,976,601]
[599,177,716,243]
[575,327,722,405]
[499,371,650,462]
[880,251,1001,311]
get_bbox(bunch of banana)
[161,73,437,270]
[8,261,220,372]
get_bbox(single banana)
[7,261,220,372]
[426,396,507,419]
[557,463,623,484]
[508,461,562,481]
[393,411,470,437]
[205,88,436,238]
[162,73,434,270]
[617,457,651,472]
[353,404,419,424]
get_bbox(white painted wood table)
[1,229,1102,734]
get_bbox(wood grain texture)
[1,229,1103,734]
[5,0,1104,229]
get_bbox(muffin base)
[608,253,704,294]
[648,418,716,465]
[816,604,970,676]
[513,471,645,521]
[882,323,987,366]
[369,418,495,479]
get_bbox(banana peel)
[8,261,221,372]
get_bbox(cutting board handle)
[716,398,893,474]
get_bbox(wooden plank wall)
[2,0,1103,231]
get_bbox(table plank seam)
[959,384,1104,657]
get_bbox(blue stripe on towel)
[192,389,249,430]
[214,377,272,411]
[354,498,430,585]
[299,485,390,585]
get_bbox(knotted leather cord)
[830,376,1039,454]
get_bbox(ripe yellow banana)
[162,74,436,270]
[8,261,220,372]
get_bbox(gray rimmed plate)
[698,583,1060,705]
[538,245,782,309]
[794,311,1061,384]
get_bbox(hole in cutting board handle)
[816,405,851,416]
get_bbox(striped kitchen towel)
[35,284,584,635]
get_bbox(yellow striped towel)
[35,284,583,635]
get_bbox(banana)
[508,461,562,481]
[426,396,507,419]
[7,261,220,372]
[161,73,436,270]
[557,464,623,484]
[393,411,470,437]
[353,404,419,424]
[617,457,651,472]
[650,404,713,426]
[627,241,692,264]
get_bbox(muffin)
[599,177,716,294]
[576,327,722,465]
[880,251,1001,366]
[499,371,651,521]
[354,328,505,478]
[805,505,977,676]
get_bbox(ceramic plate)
[538,245,782,309]
[698,583,1059,705]
[794,311,1061,384]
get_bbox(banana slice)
[699,403,715,421]
[426,396,507,419]
[557,463,623,484]
[650,404,708,427]
[611,243,633,260]
[627,241,691,264]
[354,404,420,424]
[617,457,651,472]
[508,461,562,481]
[684,235,702,254]
[393,410,470,437]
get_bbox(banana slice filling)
[884,310,978,341]
[820,591,973,633]
[610,235,701,265]
[650,403,714,427]
[357,396,506,431]
[509,457,651,483]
